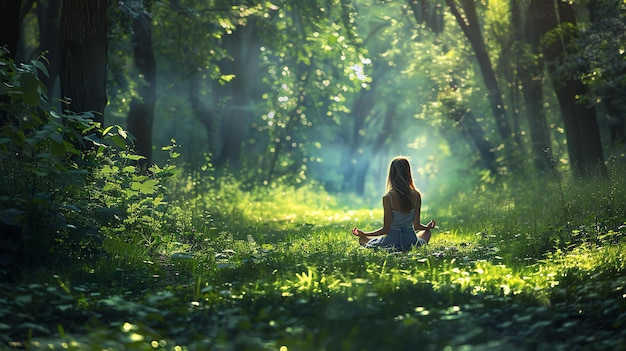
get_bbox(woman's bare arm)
[413,192,435,230]
[356,194,392,237]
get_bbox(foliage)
[0,55,178,281]
[568,0,626,124]
[2,157,626,349]
[0,56,118,276]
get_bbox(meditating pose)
[352,156,435,251]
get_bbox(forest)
[0,0,625,350]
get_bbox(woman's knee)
[418,229,431,243]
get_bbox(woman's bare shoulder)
[411,189,421,206]
[382,192,392,201]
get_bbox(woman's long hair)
[385,156,418,212]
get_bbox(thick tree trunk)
[127,9,156,169]
[0,0,22,59]
[588,0,626,147]
[522,75,554,172]
[605,98,625,146]
[0,0,22,282]
[536,0,607,178]
[59,0,110,123]
[0,0,23,127]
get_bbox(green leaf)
[49,132,63,144]
[102,125,115,135]
[219,74,236,84]
[50,110,62,119]
[153,196,166,207]
[84,133,105,147]
[31,59,49,77]
[131,179,158,194]
[122,165,136,173]
[15,295,33,306]
[50,140,67,157]
[121,153,145,161]
[110,134,127,148]
[20,72,41,107]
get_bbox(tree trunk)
[217,103,247,168]
[353,151,370,196]
[0,0,22,59]
[513,0,554,173]
[189,73,218,155]
[406,0,444,34]
[59,0,110,123]
[215,25,258,168]
[588,0,626,147]
[0,0,23,283]
[36,0,61,101]
[604,97,625,146]
[445,0,512,145]
[127,8,156,169]
[346,80,376,194]
[536,0,607,178]
[458,110,498,174]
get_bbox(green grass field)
[2,171,625,350]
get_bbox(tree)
[512,0,554,173]
[406,0,444,34]
[0,0,22,59]
[126,1,156,168]
[168,1,361,185]
[59,0,110,124]
[214,22,262,169]
[536,0,607,178]
[400,1,499,175]
[0,0,23,126]
[443,0,515,157]
[33,0,61,101]
[254,0,363,187]
[582,0,626,147]
[342,63,393,194]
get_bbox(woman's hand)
[426,220,436,230]
[352,227,365,236]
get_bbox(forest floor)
[2,187,626,350]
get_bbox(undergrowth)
[2,162,625,350]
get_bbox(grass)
[1,171,626,350]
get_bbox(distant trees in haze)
[7,0,626,192]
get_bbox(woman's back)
[388,190,418,228]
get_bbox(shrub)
[0,56,174,280]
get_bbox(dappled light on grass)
[3,170,626,350]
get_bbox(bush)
[0,56,176,280]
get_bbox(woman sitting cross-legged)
[352,156,435,251]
